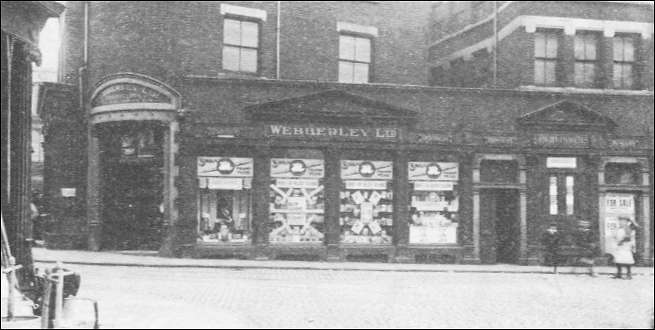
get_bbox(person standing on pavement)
[573,219,598,277]
[611,217,636,279]
[541,222,562,274]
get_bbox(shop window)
[269,156,325,243]
[340,160,393,244]
[222,17,259,73]
[605,163,640,185]
[574,32,599,88]
[547,157,578,216]
[613,34,636,89]
[565,175,574,215]
[339,34,372,83]
[197,157,253,243]
[534,30,560,86]
[408,162,459,245]
[549,176,558,215]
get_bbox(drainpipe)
[78,1,89,110]
[276,1,281,79]
[492,1,498,88]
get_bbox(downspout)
[492,1,498,88]
[276,1,281,79]
[5,36,15,206]
[78,1,89,110]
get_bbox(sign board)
[546,157,577,169]
[603,193,635,255]
[61,188,76,197]
[408,162,459,181]
[341,160,393,180]
[533,133,589,148]
[197,157,253,177]
[413,181,454,191]
[276,178,320,189]
[199,177,247,190]
[409,224,458,245]
[92,83,172,107]
[271,158,325,178]
[344,180,388,190]
[267,124,398,141]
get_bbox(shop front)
[179,89,479,261]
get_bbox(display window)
[269,158,326,243]
[340,160,393,244]
[408,162,459,245]
[197,157,253,244]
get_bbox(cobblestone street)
[36,263,654,329]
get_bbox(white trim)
[220,3,267,21]
[91,76,181,108]
[90,103,177,115]
[518,85,654,96]
[433,15,654,66]
[337,22,378,37]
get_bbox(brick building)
[2,1,64,284]
[40,1,653,265]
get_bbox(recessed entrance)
[98,122,165,250]
[480,189,520,264]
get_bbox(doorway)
[98,123,164,250]
[480,189,520,264]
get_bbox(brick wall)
[60,1,432,91]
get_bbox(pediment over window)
[518,100,617,131]
[244,89,417,123]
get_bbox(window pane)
[339,35,355,60]
[549,176,558,215]
[566,176,574,215]
[575,63,595,87]
[622,65,633,88]
[339,61,354,83]
[353,62,369,83]
[241,21,259,48]
[613,37,624,61]
[534,33,546,58]
[355,37,371,63]
[574,34,585,59]
[534,60,544,84]
[623,37,635,62]
[546,34,558,58]
[585,34,597,60]
[544,61,556,85]
[240,48,258,73]
[223,19,241,45]
[222,46,240,71]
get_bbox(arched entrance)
[86,73,181,251]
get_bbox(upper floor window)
[613,35,636,89]
[574,32,599,88]
[339,34,372,83]
[534,30,559,86]
[222,18,259,73]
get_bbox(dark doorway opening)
[98,122,165,250]
[480,189,520,264]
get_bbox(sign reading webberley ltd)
[267,124,399,141]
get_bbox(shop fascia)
[267,124,398,139]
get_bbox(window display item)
[269,158,326,243]
[408,162,460,245]
[197,157,253,244]
[340,160,393,244]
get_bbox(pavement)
[30,262,655,329]
[32,247,654,275]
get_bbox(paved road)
[37,263,653,329]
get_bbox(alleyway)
[35,262,654,329]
